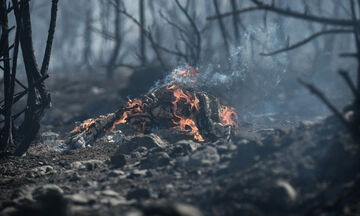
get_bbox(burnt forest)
[0,0,360,215]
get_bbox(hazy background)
[16,0,357,128]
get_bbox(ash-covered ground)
[0,71,359,216]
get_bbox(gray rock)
[108,169,125,177]
[12,184,67,216]
[170,140,201,157]
[84,160,104,170]
[111,154,127,168]
[189,146,220,166]
[69,172,81,182]
[127,169,148,179]
[32,184,64,200]
[126,188,150,200]
[1,207,17,216]
[67,192,96,205]
[140,152,170,169]
[101,189,120,197]
[83,181,98,188]
[100,196,130,206]
[70,160,104,170]
[173,203,203,216]
[140,202,203,216]
[116,134,167,155]
[27,165,55,178]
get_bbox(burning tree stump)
[68,82,239,148]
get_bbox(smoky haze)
[26,0,356,126]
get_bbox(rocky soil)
[0,72,359,216]
[0,114,359,216]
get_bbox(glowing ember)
[72,115,109,133]
[108,98,144,133]
[219,106,239,127]
[168,84,204,142]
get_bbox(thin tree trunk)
[139,0,146,65]
[0,0,13,151]
[212,0,230,57]
[230,0,240,41]
[107,0,122,79]
[41,0,59,77]
[15,0,58,155]
[83,6,93,70]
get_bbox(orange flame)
[72,115,110,133]
[168,84,204,142]
[219,106,239,127]
[108,98,144,133]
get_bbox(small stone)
[131,151,142,159]
[1,207,17,216]
[102,189,119,197]
[128,169,147,179]
[70,160,103,170]
[84,160,104,170]
[140,202,203,216]
[70,161,83,169]
[100,197,129,206]
[29,184,67,216]
[116,134,167,155]
[189,146,220,166]
[69,172,81,182]
[28,165,55,177]
[108,169,125,177]
[83,181,98,188]
[111,154,127,168]
[173,203,203,216]
[126,188,150,200]
[32,184,64,200]
[68,192,96,205]
[140,152,170,169]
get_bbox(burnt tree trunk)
[106,0,122,79]
[83,5,93,71]
[15,0,58,156]
[139,0,147,65]
[230,0,240,42]
[0,0,13,151]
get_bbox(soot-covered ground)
[0,73,359,216]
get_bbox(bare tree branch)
[174,0,201,64]
[298,78,350,127]
[339,53,359,58]
[108,0,166,68]
[207,1,360,26]
[339,70,360,100]
[40,0,59,77]
[90,26,116,41]
[260,29,353,56]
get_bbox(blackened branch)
[260,29,353,56]
[298,79,350,127]
[207,1,359,26]
[108,0,166,68]
[40,0,59,77]
[339,70,360,100]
